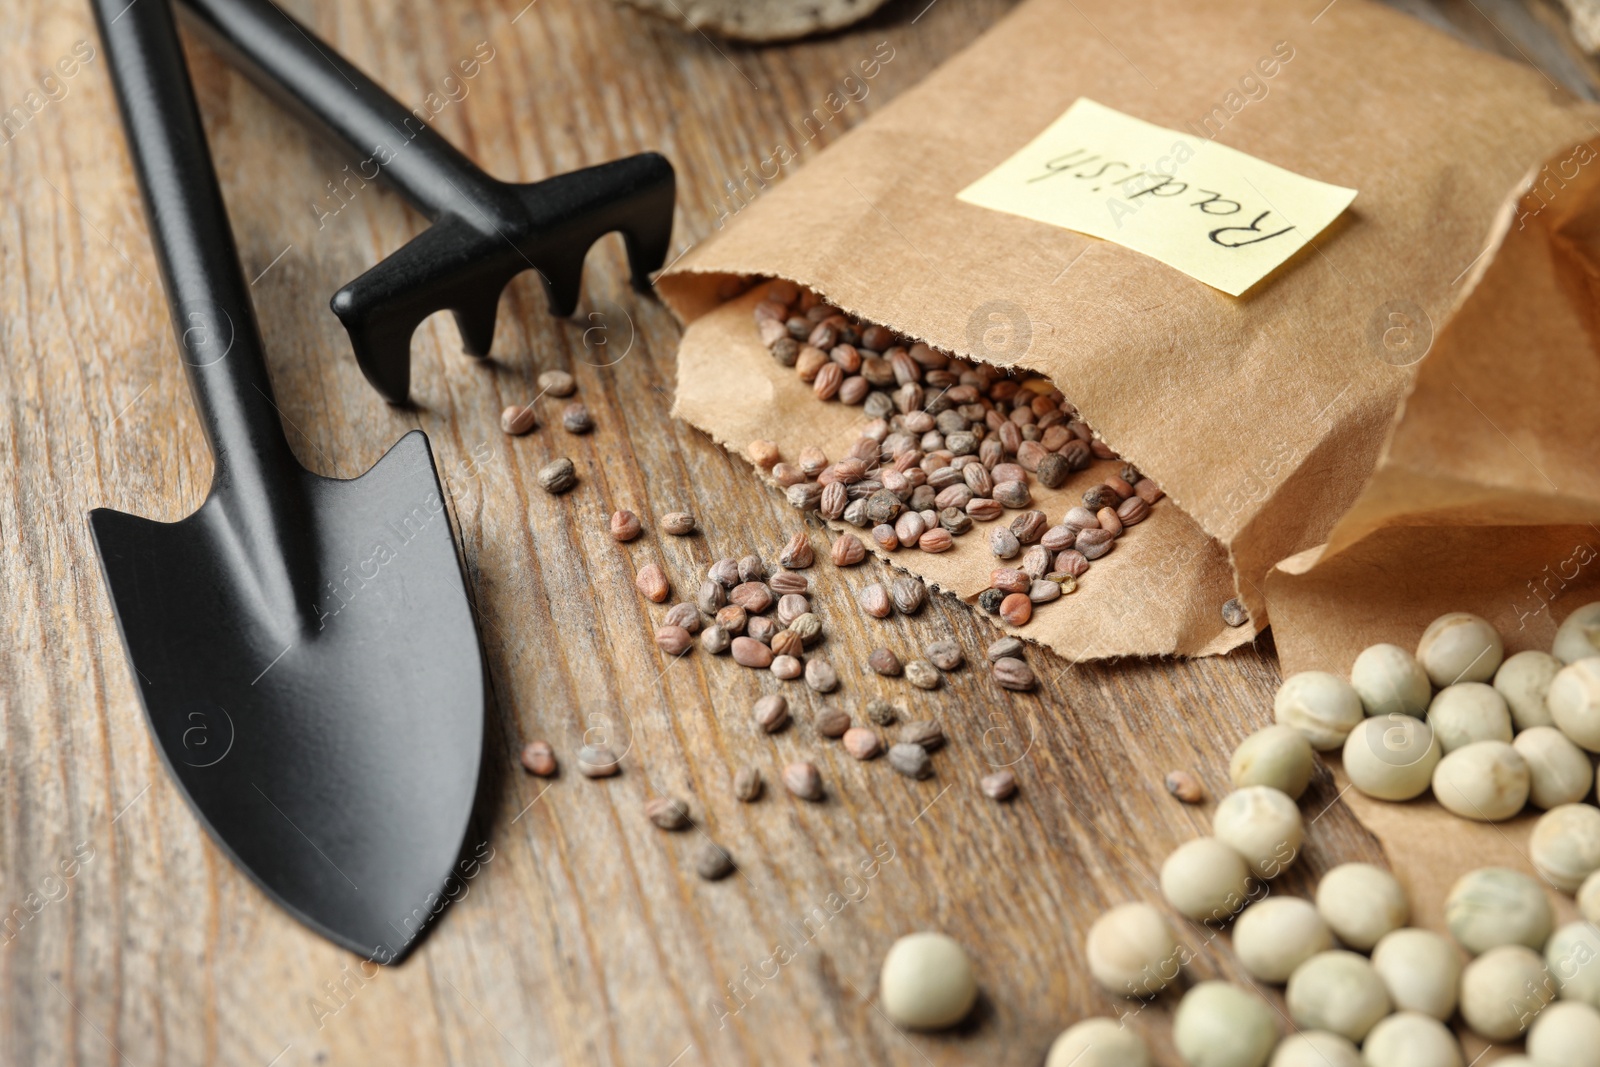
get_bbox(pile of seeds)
[627,526,978,786]
[631,527,848,693]
[1260,601,1600,911]
[521,511,1050,880]
[748,283,1166,627]
[1061,707,1593,1065]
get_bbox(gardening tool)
[179,0,677,404]
[90,0,484,962]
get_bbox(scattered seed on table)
[738,554,768,583]
[978,589,1004,614]
[770,572,808,595]
[730,582,774,614]
[1000,593,1033,626]
[748,439,780,469]
[577,744,620,778]
[888,743,932,779]
[635,563,669,603]
[783,761,824,800]
[770,630,804,658]
[734,766,762,801]
[843,728,882,760]
[501,404,537,436]
[645,797,691,830]
[537,369,575,397]
[732,637,774,668]
[987,636,1023,662]
[659,511,696,536]
[538,458,577,494]
[663,602,700,633]
[806,658,840,693]
[858,584,892,619]
[831,533,866,566]
[1166,770,1205,804]
[771,654,802,680]
[1222,598,1250,627]
[695,842,735,880]
[748,616,780,645]
[1020,545,1052,579]
[866,698,899,726]
[787,482,822,510]
[981,771,1017,801]
[754,694,790,733]
[709,558,741,587]
[787,613,823,647]
[905,660,941,690]
[869,648,903,677]
[780,531,819,572]
[892,577,926,615]
[696,580,726,615]
[655,625,692,656]
[700,625,730,654]
[519,741,556,777]
[561,402,593,434]
[992,657,1036,691]
[902,721,945,751]
[815,707,851,738]
[777,593,809,626]
[715,604,748,634]
[926,640,964,671]
[610,509,642,541]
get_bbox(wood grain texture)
[0,1,1592,1064]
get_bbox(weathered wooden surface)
[0,1,1594,1064]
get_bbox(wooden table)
[2,1,1595,1063]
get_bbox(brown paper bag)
[659,0,1600,666]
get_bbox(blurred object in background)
[617,0,892,41]
[1559,0,1600,51]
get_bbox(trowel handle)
[93,0,298,481]
[178,0,501,221]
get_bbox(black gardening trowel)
[89,0,483,962]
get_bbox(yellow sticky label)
[956,98,1357,296]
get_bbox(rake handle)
[92,0,297,482]
[178,0,501,221]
